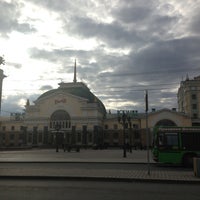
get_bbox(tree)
[0,56,5,65]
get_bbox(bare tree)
[0,56,5,65]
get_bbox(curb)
[0,175,199,184]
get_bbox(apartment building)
[178,75,200,126]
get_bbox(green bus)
[152,126,200,167]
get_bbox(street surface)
[0,179,199,200]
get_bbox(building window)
[2,133,5,140]
[104,124,108,129]
[50,110,71,129]
[113,124,118,130]
[38,132,43,143]
[10,133,15,140]
[113,132,118,139]
[19,133,23,140]
[88,132,92,143]
[28,133,32,143]
[193,114,198,119]
[191,87,197,90]
[104,132,109,139]
[2,126,6,131]
[134,130,140,139]
[133,124,139,129]
[192,94,197,100]
[11,126,15,131]
[62,121,65,128]
[77,132,81,143]
[43,126,48,144]
[192,104,197,110]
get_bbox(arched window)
[50,110,71,129]
[155,119,177,127]
[51,110,70,120]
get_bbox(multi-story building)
[178,75,200,126]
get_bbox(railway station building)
[0,67,195,149]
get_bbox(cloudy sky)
[0,0,200,115]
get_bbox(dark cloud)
[112,0,156,23]
[2,95,26,115]
[29,47,120,73]
[2,93,41,116]
[99,36,200,81]
[189,6,200,35]
[61,1,180,49]
[131,36,200,80]
[40,85,53,91]
[65,16,143,48]
[90,36,200,111]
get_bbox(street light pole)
[145,90,150,175]
[123,118,126,158]
[55,122,61,153]
[117,111,131,158]
[128,118,132,153]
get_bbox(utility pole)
[145,90,150,175]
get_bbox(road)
[0,179,199,200]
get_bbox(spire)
[26,99,30,106]
[73,59,77,83]
[186,73,189,81]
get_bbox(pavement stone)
[0,149,199,183]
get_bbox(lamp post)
[117,111,131,158]
[145,89,150,175]
[128,118,132,153]
[55,122,61,152]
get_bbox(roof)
[37,82,106,114]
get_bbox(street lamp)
[117,111,131,158]
[128,118,132,153]
[54,122,61,152]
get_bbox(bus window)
[158,133,164,146]
[165,133,179,146]
[158,132,179,149]
[182,132,200,150]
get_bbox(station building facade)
[0,78,192,149]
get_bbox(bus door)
[158,132,182,164]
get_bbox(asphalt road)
[0,179,199,200]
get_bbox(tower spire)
[73,59,77,83]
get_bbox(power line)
[98,86,179,93]
[103,82,179,89]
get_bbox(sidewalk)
[0,149,199,183]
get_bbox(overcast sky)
[0,0,200,115]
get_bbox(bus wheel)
[183,154,196,167]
